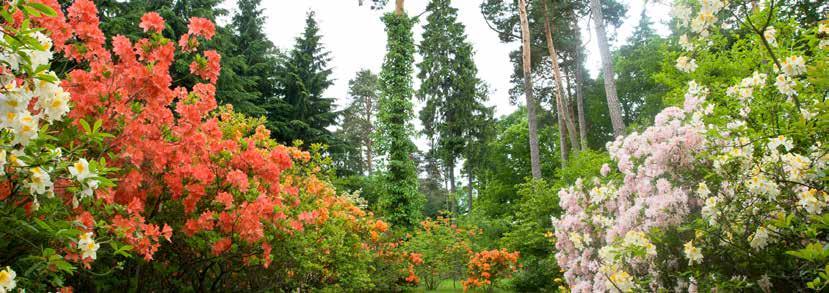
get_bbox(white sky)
[219,0,671,119]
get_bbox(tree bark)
[467,164,473,212]
[589,0,625,138]
[448,163,457,214]
[541,0,579,159]
[572,16,588,150]
[365,96,374,173]
[518,0,542,179]
[395,0,404,15]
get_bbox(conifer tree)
[335,70,380,175]
[417,0,490,208]
[219,0,280,117]
[269,12,337,146]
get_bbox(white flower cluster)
[683,241,702,265]
[675,56,698,73]
[69,158,100,205]
[78,232,100,260]
[764,26,777,47]
[0,31,71,146]
[726,71,767,102]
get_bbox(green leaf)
[27,2,57,17]
[79,119,91,134]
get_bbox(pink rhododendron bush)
[554,1,829,292]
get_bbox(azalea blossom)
[749,226,771,250]
[0,266,15,292]
[683,241,702,265]
[779,55,806,76]
[29,166,52,195]
[607,270,634,292]
[139,12,165,33]
[78,232,100,260]
[69,158,92,181]
[774,74,797,96]
[678,34,694,51]
[676,56,698,73]
[764,26,777,47]
[797,189,826,214]
[600,163,611,177]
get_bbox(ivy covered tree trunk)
[376,11,424,227]
[517,0,542,179]
[590,0,625,138]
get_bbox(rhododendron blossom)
[139,12,165,33]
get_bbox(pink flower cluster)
[554,84,708,292]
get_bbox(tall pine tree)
[219,0,280,117]
[417,0,490,211]
[269,12,337,147]
[376,9,423,227]
[334,69,380,175]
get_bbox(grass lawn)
[410,279,513,293]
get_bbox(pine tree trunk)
[572,15,588,149]
[467,164,473,212]
[518,0,542,179]
[542,0,579,157]
[589,0,625,138]
[447,162,457,214]
[563,71,580,151]
[448,162,456,195]
[365,97,374,173]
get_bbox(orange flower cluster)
[462,249,520,291]
[27,0,383,268]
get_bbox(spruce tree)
[376,11,423,227]
[218,0,280,117]
[417,0,489,211]
[269,12,337,146]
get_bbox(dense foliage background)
[0,0,826,292]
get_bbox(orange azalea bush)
[0,0,408,291]
[462,248,520,291]
[403,216,481,289]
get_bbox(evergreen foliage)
[418,0,492,209]
[269,12,338,146]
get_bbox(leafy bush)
[554,1,829,291]
[462,248,520,291]
[402,216,480,289]
[0,1,410,291]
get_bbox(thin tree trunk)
[572,16,588,149]
[395,0,404,15]
[542,0,579,156]
[589,0,625,138]
[518,0,542,179]
[448,162,456,195]
[562,66,580,151]
[555,109,568,164]
[466,164,473,212]
[365,97,373,173]
[448,163,456,214]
